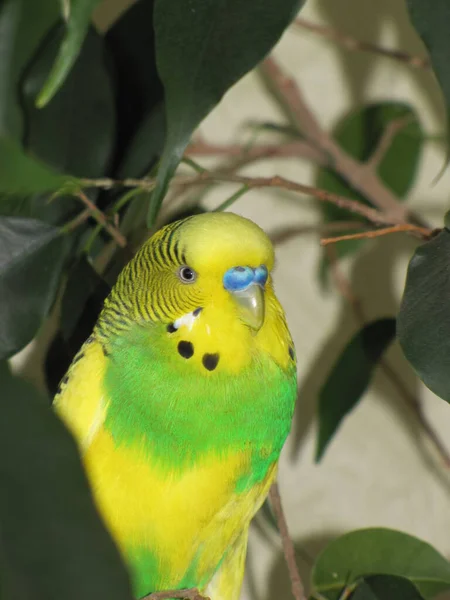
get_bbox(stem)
[269,483,307,600]
[214,185,249,212]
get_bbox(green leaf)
[0,217,72,360]
[317,103,423,274]
[405,1,450,132]
[37,0,102,107]
[106,0,164,177]
[0,138,73,196]
[316,318,396,461]
[0,0,59,138]
[0,362,133,599]
[149,0,304,225]
[351,575,425,600]
[117,103,166,179]
[311,528,450,600]
[61,254,110,343]
[397,229,450,402]
[0,27,114,226]
[24,26,115,179]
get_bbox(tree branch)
[74,191,127,247]
[366,115,414,169]
[294,18,430,70]
[186,139,326,166]
[260,56,413,224]
[320,223,435,246]
[81,171,416,228]
[184,172,396,226]
[269,483,307,600]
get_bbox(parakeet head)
[97,212,294,372]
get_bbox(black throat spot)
[178,340,194,359]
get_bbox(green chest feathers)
[103,322,297,486]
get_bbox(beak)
[223,265,268,331]
[231,283,265,331]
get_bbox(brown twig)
[294,18,430,70]
[325,247,450,468]
[320,223,434,246]
[142,588,208,600]
[185,172,393,226]
[366,115,414,169]
[269,483,307,600]
[186,139,326,166]
[260,56,413,224]
[81,171,413,229]
[62,207,92,232]
[75,190,127,247]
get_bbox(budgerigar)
[54,212,297,599]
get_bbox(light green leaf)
[149,0,304,225]
[311,528,450,600]
[0,138,74,196]
[37,0,102,107]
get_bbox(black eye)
[178,266,197,283]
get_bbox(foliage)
[0,0,449,598]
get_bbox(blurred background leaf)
[316,317,396,461]
[317,102,423,281]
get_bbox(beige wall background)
[18,0,450,598]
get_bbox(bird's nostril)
[254,265,268,286]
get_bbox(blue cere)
[223,265,268,292]
[254,265,268,286]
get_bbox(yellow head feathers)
[180,212,274,274]
[96,212,277,341]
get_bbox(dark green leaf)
[316,318,396,461]
[24,26,115,178]
[61,255,110,342]
[0,361,133,600]
[44,256,110,396]
[0,138,73,196]
[106,0,164,177]
[149,0,304,225]
[37,0,103,107]
[0,0,59,138]
[117,103,166,179]
[0,27,115,226]
[311,528,450,600]
[0,217,72,359]
[351,575,425,600]
[405,1,450,132]
[317,103,423,274]
[397,229,450,402]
